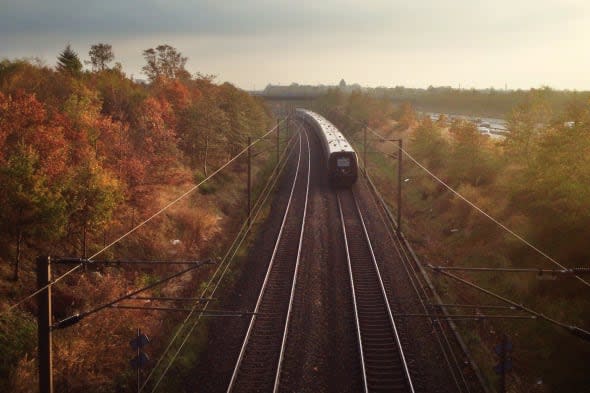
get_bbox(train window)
[337,157,351,167]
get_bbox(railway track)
[360,173,481,393]
[227,129,311,393]
[337,189,415,393]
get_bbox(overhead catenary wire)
[52,261,212,330]
[148,122,302,392]
[146,125,302,393]
[330,107,590,289]
[353,119,589,391]
[139,130,295,391]
[359,169,472,392]
[2,119,287,317]
[140,121,301,392]
[430,267,590,340]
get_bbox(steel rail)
[337,190,415,393]
[352,191,415,393]
[272,128,311,392]
[145,125,301,392]
[362,172,484,392]
[329,112,466,391]
[226,126,308,392]
[337,192,369,393]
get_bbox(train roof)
[296,109,355,154]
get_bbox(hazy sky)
[1,0,589,90]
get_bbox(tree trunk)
[82,224,87,259]
[13,230,22,281]
[203,135,209,177]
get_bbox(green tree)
[509,109,590,264]
[56,44,83,75]
[63,161,121,257]
[0,145,66,280]
[87,43,114,71]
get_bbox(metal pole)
[276,118,280,165]
[247,136,252,227]
[363,125,367,172]
[499,334,507,393]
[136,328,141,393]
[36,256,53,393]
[397,139,403,234]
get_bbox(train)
[295,108,358,187]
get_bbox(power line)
[430,266,590,342]
[52,261,212,330]
[329,107,590,289]
[141,122,302,392]
[2,119,287,317]
[147,122,304,392]
[138,134,294,390]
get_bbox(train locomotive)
[295,108,358,187]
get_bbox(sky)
[1,0,589,90]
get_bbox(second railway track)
[227,128,311,393]
[337,189,415,393]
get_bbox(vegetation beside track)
[314,90,590,392]
[0,45,279,392]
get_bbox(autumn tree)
[89,66,147,122]
[87,43,114,71]
[507,104,590,264]
[505,87,553,163]
[0,92,70,279]
[133,97,187,183]
[142,44,188,82]
[410,116,449,171]
[447,120,498,186]
[63,161,121,257]
[395,102,416,130]
[0,146,66,279]
[178,97,229,173]
[57,44,83,75]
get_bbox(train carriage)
[295,109,358,187]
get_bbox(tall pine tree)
[57,44,83,75]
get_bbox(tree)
[87,43,114,71]
[63,160,121,257]
[396,102,416,130]
[505,88,553,164]
[142,44,188,82]
[57,44,83,75]
[410,117,449,171]
[448,121,497,186]
[0,145,65,280]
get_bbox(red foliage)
[153,78,192,112]
[0,92,68,181]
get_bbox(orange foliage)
[0,57,270,392]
